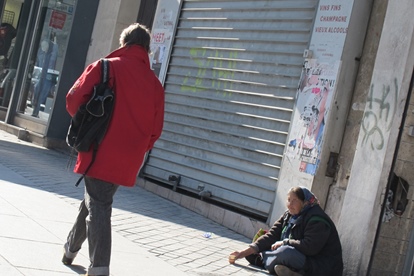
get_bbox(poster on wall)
[285,59,340,175]
[151,29,170,66]
[150,0,182,83]
[310,0,354,62]
[283,0,354,176]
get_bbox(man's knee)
[263,246,306,272]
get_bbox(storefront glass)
[0,0,20,113]
[0,0,75,124]
[20,0,76,120]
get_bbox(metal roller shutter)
[143,0,317,219]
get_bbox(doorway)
[0,0,76,132]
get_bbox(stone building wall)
[370,83,414,275]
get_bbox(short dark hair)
[119,23,151,52]
[288,186,305,202]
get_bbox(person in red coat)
[62,23,164,276]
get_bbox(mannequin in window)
[31,38,58,117]
[0,23,17,68]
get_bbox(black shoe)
[275,265,303,276]
[62,254,74,265]
[245,253,264,268]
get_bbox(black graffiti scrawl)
[362,78,398,150]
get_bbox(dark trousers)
[246,245,306,275]
[32,78,53,116]
[262,245,306,274]
[64,176,119,276]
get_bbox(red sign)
[152,32,165,44]
[49,10,66,29]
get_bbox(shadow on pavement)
[0,138,247,240]
[65,264,87,274]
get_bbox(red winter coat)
[66,45,164,187]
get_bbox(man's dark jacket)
[252,205,343,276]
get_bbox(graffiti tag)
[361,78,398,150]
[181,48,237,94]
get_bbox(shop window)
[18,1,76,121]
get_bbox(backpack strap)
[75,143,98,186]
[75,58,109,187]
[101,58,109,83]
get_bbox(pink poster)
[286,59,340,175]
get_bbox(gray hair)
[119,23,151,52]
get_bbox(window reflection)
[28,38,59,117]
[21,0,76,121]
[0,21,17,108]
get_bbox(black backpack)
[66,58,115,185]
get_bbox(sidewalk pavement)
[0,130,268,276]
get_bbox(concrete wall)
[310,0,374,222]
[324,0,388,224]
[85,0,141,66]
[370,68,414,275]
[337,0,414,274]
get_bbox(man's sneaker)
[62,254,74,265]
[62,244,78,266]
[275,264,303,276]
